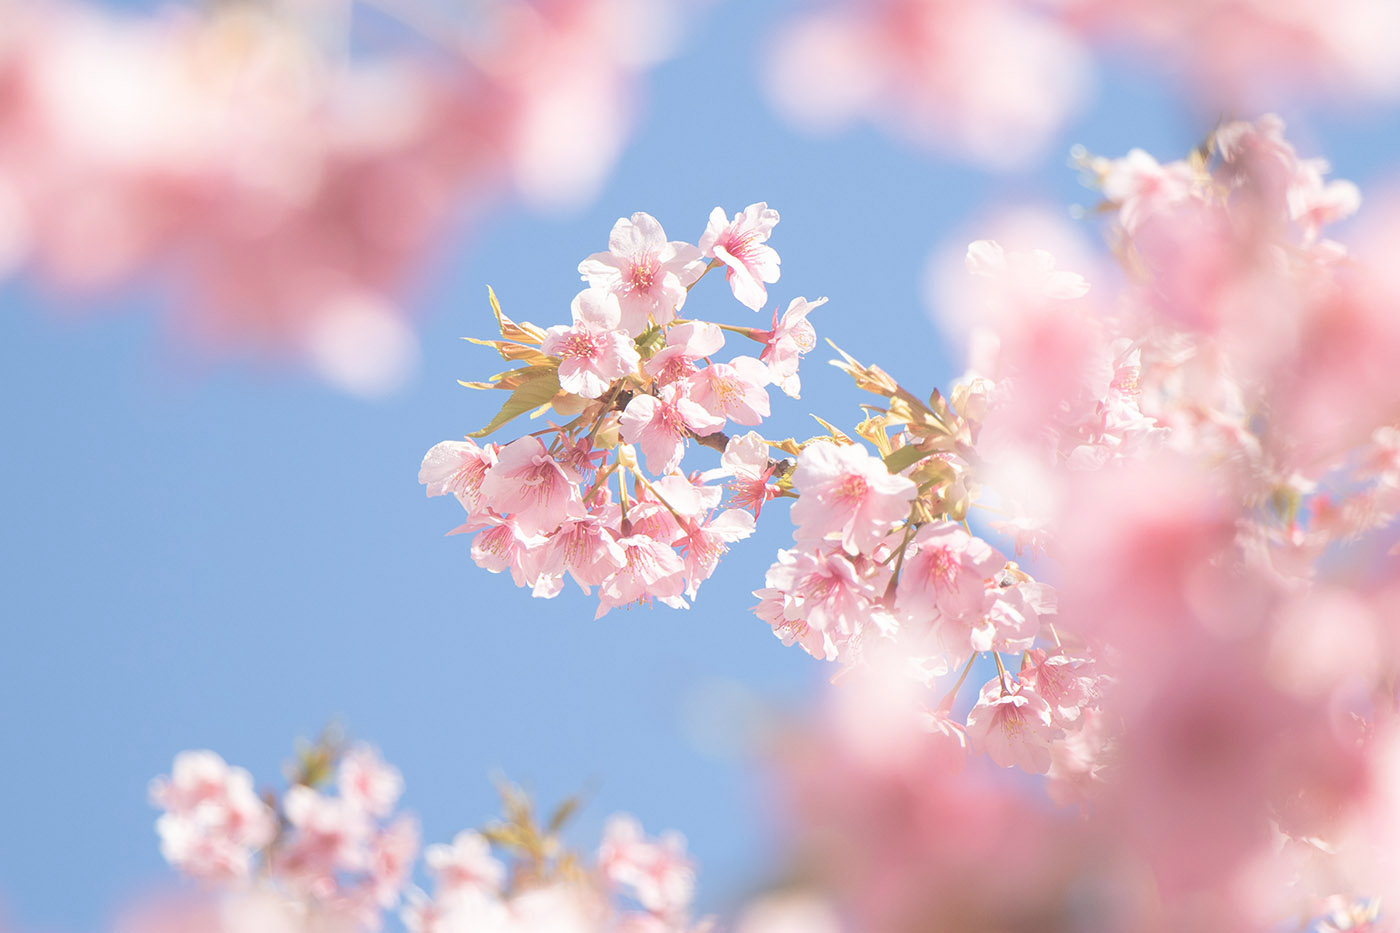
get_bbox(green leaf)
[467,366,561,438]
[883,444,927,475]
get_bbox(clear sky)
[4,2,1400,930]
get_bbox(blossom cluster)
[150,740,418,929]
[753,115,1400,931]
[423,113,1400,931]
[0,0,687,393]
[766,0,1400,166]
[147,738,707,933]
[421,204,827,617]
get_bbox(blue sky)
[4,1,1400,930]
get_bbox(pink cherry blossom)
[789,441,917,556]
[1019,648,1096,726]
[765,0,1089,168]
[1097,148,1199,232]
[618,385,725,475]
[758,544,894,662]
[698,203,781,311]
[0,0,696,390]
[596,533,688,617]
[542,506,628,591]
[753,584,830,661]
[338,745,404,820]
[961,239,1091,331]
[367,816,420,908]
[972,577,1056,654]
[964,676,1055,774]
[278,785,374,887]
[449,512,549,590]
[700,431,783,517]
[644,321,725,386]
[893,521,1004,646]
[578,211,705,334]
[419,440,498,512]
[598,814,696,917]
[478,436,581,536]
[1045,706,1112,807]
[424,830,506,896]
[150,751,278,882]
[757,296,825,398]
[617,497,685,547]
[542,289,642,398]
[677,508,756,599]
[684,356,771,427]
[1288,158,1361,242]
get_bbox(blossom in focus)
[578,212,706,334]
[619,386,725,475]
[684,356,772,428]
[698,203,781,311]
[543,289,642,399]
[789,441,916,556]
[964,676,1056,773]
[893,521,1003,645]
[419,440,499,511]
[478,436,582,536]
[757,296,825,398]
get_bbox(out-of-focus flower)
[0,0,698,393]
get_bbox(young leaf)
[487,286,547,345]
[883,443,928,475]
[468,366,562,438]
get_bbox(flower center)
[560,331,603,360]
[833,473,869,505]
[927,546,959,590]
[629,253,659,292]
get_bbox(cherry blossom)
[149,742,711,932]
[684,356,771,428]
[644,321,725,386]
[542,290,642,399]
[419,440,499,512]
[149,751,278,882]
[596,533,689,617]
[618,386,725,475]
[541,507,629,592]
[893,521,1003,643]
[789,441,916,556]
[758,544,894,662]
[598,814,696,917]
[964,676,1056,773]
[478,436,581,536]
[424,831,506,897]
[338,745,404,821]
[1096,148,1199,232]
[676,508,756,599]
[756,296,824,398]
[0,0,701,391]
[578,212,706,334]
[765,0,1088,168]
[698,203,781,311]
[414,129,1400,931]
